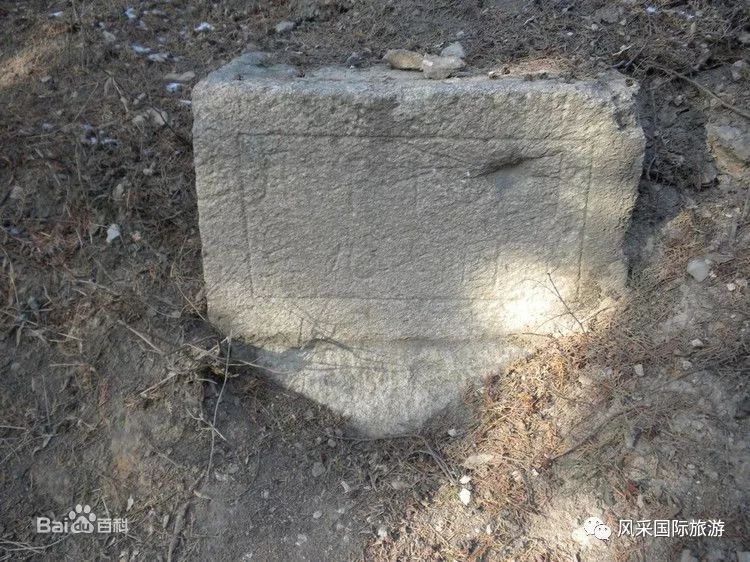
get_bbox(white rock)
[377,525,388,539]
[730,60,749,82]
[124,7,137,20]
[458,487,471,505]
[459,475,472,484]
[440,41,466,59]
[312,510,322,519]
[102,30,117,43]
[195,22,214,32]
[106,224,121,244]
[633,364,645,377]
[690,338,704,348]
[164,71,196,82]
[421,54,465,79]
[311,461,325,477]
[686,258,711,282]
[727,282,737,291]
[131,44,151,54]
[275,20,296,34]
[148,52,169,63]
[132,108,169,128]
[9,185,24,200]
[166,82,181,93]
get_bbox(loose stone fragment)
[383,49,423,70]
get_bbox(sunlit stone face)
[193,53,644,435]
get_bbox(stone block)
[193,53,644,435]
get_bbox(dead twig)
[206,334,231,481]
[118,321,165,355]
[138,371,179,399]
[547,273,586,333]
[653,65,750,120]
[166,501,190,562]
[548,405,642,463]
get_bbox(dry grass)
[367,203,749,559]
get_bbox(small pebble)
[345,52,365,67]
[459,488,471,505]
[164,71,196,82]
[106,224,121,244]
[730,60,749,82]
[421,54,465,79]
[148,52,169,63]
[131,44,151,54]
[275,20,296,34]
[440,41,466,59]
[686,258,711,282]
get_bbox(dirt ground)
[0,1,749,560]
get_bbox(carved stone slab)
[193,53,644,435]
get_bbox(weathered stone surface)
[440,41,466,59]
[421,54,465,79]
[383,49,423,70]
[193,52,644,435]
